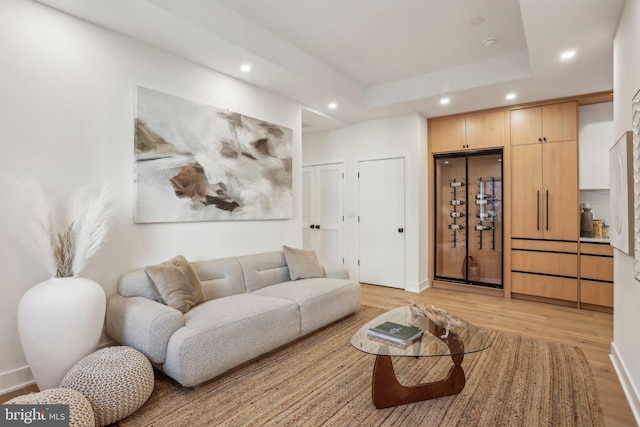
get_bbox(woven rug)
[115,306,604,426]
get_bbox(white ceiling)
[35,0,625,133]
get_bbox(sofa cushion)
[163,293,300,387]
[145,255,206,313]
[237,251,291,292]
[282,246,326,280]
[252,278,361,335]
[190,257,246,300]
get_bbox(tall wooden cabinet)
[509,101,580,303]
[511,140,578,240]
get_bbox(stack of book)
[367,321,423,346]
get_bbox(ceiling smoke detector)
[483,37,497,47]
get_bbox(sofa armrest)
[106,294,184,364]
[322,263,350,280]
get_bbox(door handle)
[398,228,404,233]
[536,191,540,230]
[546,190,549,231]
[315,225,320,229]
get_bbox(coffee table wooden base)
[371,350,465,409]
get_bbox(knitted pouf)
[60,346,154,427]
[6,388,95,427]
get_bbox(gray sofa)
[106,250,361,387]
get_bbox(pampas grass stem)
[1,175,115,278]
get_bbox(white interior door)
[302,164,344,264]
[358,157,405,288]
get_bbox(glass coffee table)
[351,306,491,409]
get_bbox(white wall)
[612,0,640,422]
[579,102,614,190]
[303,114,429,292]
[0,0,302,393]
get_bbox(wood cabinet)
[509,100,579,304]
[579,242,613,311]
[510,101,577,146]
[429,116,464,153]
[511,140,579,241]
[511,239,578,302]
[429,111,505,153]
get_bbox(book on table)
[367,321,423,345]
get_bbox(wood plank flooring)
[361,283,636,427]
[1,284,636,426]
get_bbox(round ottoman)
[6,388,95,427]
[61,346,154,427]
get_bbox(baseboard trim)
[406,279,429,293]
[610,342,640,425]
[0,340,116,396]
[0,366,34,396]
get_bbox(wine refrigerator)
[434,149,503,289]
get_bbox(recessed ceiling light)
[506,93,517,100]
[240,64,252,72]
[483,37,497,47]
[328,102,337,109]
[440,97,450,105]
[561,50,575,60]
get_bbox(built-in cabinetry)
[509,101,580,304]
[510,102,577,145]
[428,92,612,309]
[579,241,613,312]
[429,110,506,153]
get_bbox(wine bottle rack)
[449,178,466,248]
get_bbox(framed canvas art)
[632,89,640,282]
[609,131,633,255]
[134,87,293,223]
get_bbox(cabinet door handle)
[315,225,321,229]
[546,190,549,231]
[309,224,315,229]
[537,190,540,230]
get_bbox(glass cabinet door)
[434,150,503,288]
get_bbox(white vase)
[17,276,106,390]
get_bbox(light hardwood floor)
[361,283,636,427]
[2,284,636,426]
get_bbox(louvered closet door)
[302,164,344,264]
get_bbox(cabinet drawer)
[580,243,613,256]
[512,272,577,301]
[512,239,577,253]
[512,250,577,277]
[580,280,613,307]
[579,254,613,282]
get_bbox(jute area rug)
[115,306,604,426]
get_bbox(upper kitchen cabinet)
[429,111,506,153]
[429,116,465,153]
[510,101,577,146]
[466,111,506,150]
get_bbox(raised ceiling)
[35,0,624,133]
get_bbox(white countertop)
[580,237,610,244]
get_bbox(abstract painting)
[632,89,640,282]
[134,87,293,223]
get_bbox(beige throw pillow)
[282,245,325,280]
[145,255,205,313]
